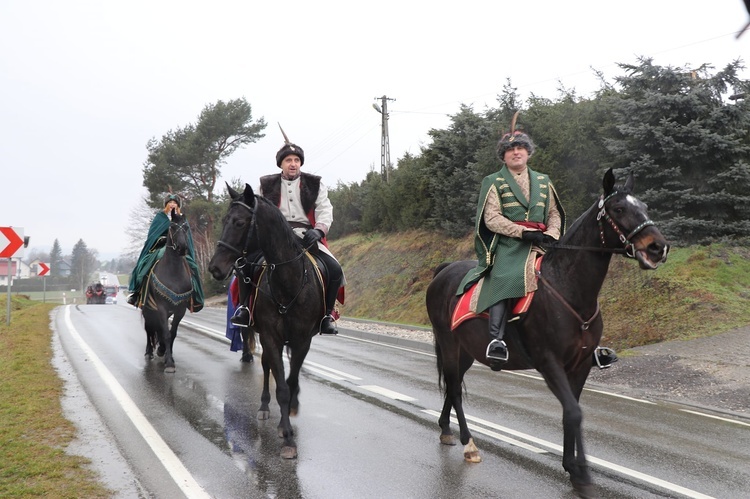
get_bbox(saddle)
[229,252,343,327]
[450,257,543,331]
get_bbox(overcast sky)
[1,0,748,260]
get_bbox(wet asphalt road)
[53,302,750,498]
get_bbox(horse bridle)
[217,195,310,314]
[167,221,191,251]
[549,190,655,258]
[217,197,258,259]
[536,189,655,332]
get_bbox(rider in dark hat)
[229,126,344,335]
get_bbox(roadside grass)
[0,295,110,498]
[8,291,85,305]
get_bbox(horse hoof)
[240,354,254,363]
[572,482,596,499]
[440,434,457,446]
[164,366,176,373]
[280,446,297,460]
[258,410,270,421]
[145,353,154,360]
[463,438,482,463]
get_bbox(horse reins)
[536,190,654,331]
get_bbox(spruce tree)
[605,58,750,244]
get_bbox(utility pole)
[372,95,395,183]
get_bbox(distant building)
[0,259,31,286]
[57,259,72,277]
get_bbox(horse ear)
[603,168,615,195]
[226,181,240,200]
[624,171,635,192]
[243,183,255,201]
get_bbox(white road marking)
[680,409,750,428]
[584,388,657,404]
[303,365,347,381]
[339,333,435,356]
[359,385,417,402]
[63,306,210,499]
[427,409,714,499]
[304,360,362,380]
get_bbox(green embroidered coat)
[457,165,565,313]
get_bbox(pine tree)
[604,58,750,244]
[50,239,63,278]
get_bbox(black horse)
[141,210,193,373]
[425,169,669,496]
[208,183,327,459]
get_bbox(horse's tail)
[434,335,445,392]
[432,262,451,278]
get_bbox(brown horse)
[208,183,327,459]
[425,169,669,496]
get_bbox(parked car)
[104,285,118,304]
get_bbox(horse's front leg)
[258,348,272,420]
[144,326,155,360]
[267,348,296,459]
[163,307,186,374]
[286,339,312,417]
[539,362,593,494]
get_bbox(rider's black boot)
[319,277,342,335]
[127,293,138,306]
[230,305,250,328]
[486,300,509,370]
[593,346,618,369]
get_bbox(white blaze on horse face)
[625,194,649,215]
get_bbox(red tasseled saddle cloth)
[451,257,543,331]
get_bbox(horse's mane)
[254,195,303,252]
[561,201,598,243]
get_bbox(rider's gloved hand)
[303,229,324,247]
[521,230,546,245]
[542,234,558,246]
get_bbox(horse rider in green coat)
[457,117,564,370]
[127,193,204,312]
